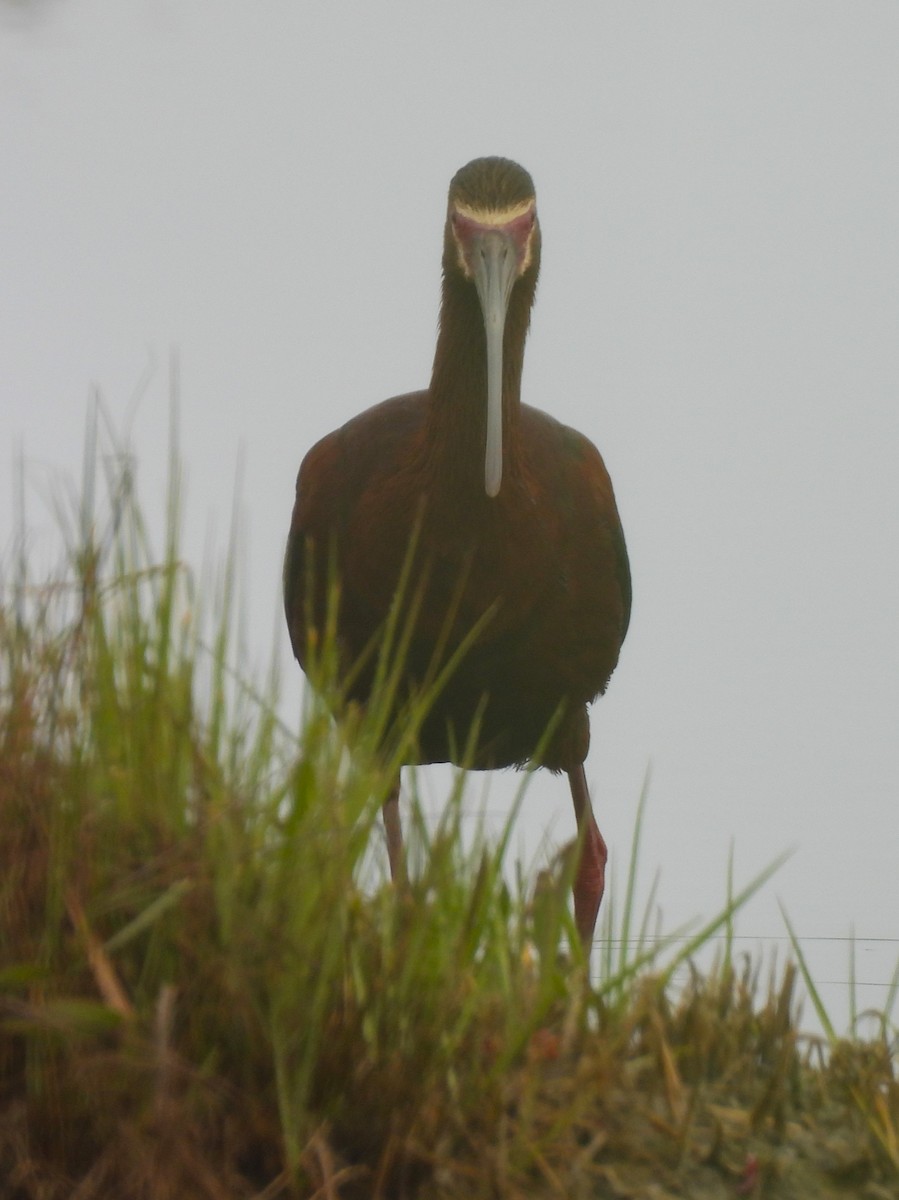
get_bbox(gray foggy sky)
[2,2,897,1032]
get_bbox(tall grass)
[1,400,897,1198]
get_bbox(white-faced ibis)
[284,157,631,947]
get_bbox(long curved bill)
[470,231,520,498]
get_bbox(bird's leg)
[383,777,405,882]
[567,764,608,949]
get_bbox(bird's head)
[444,157,541,498]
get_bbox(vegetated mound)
[2,596,897,1200]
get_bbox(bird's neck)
[426,278,531,499]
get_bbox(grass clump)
[1,404,897,1199]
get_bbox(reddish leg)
[383,778,405,882]
[567,763,608,949]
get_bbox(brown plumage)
[284,157,631,946]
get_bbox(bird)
[284,156,631,948]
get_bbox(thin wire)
[594,934,899,945]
